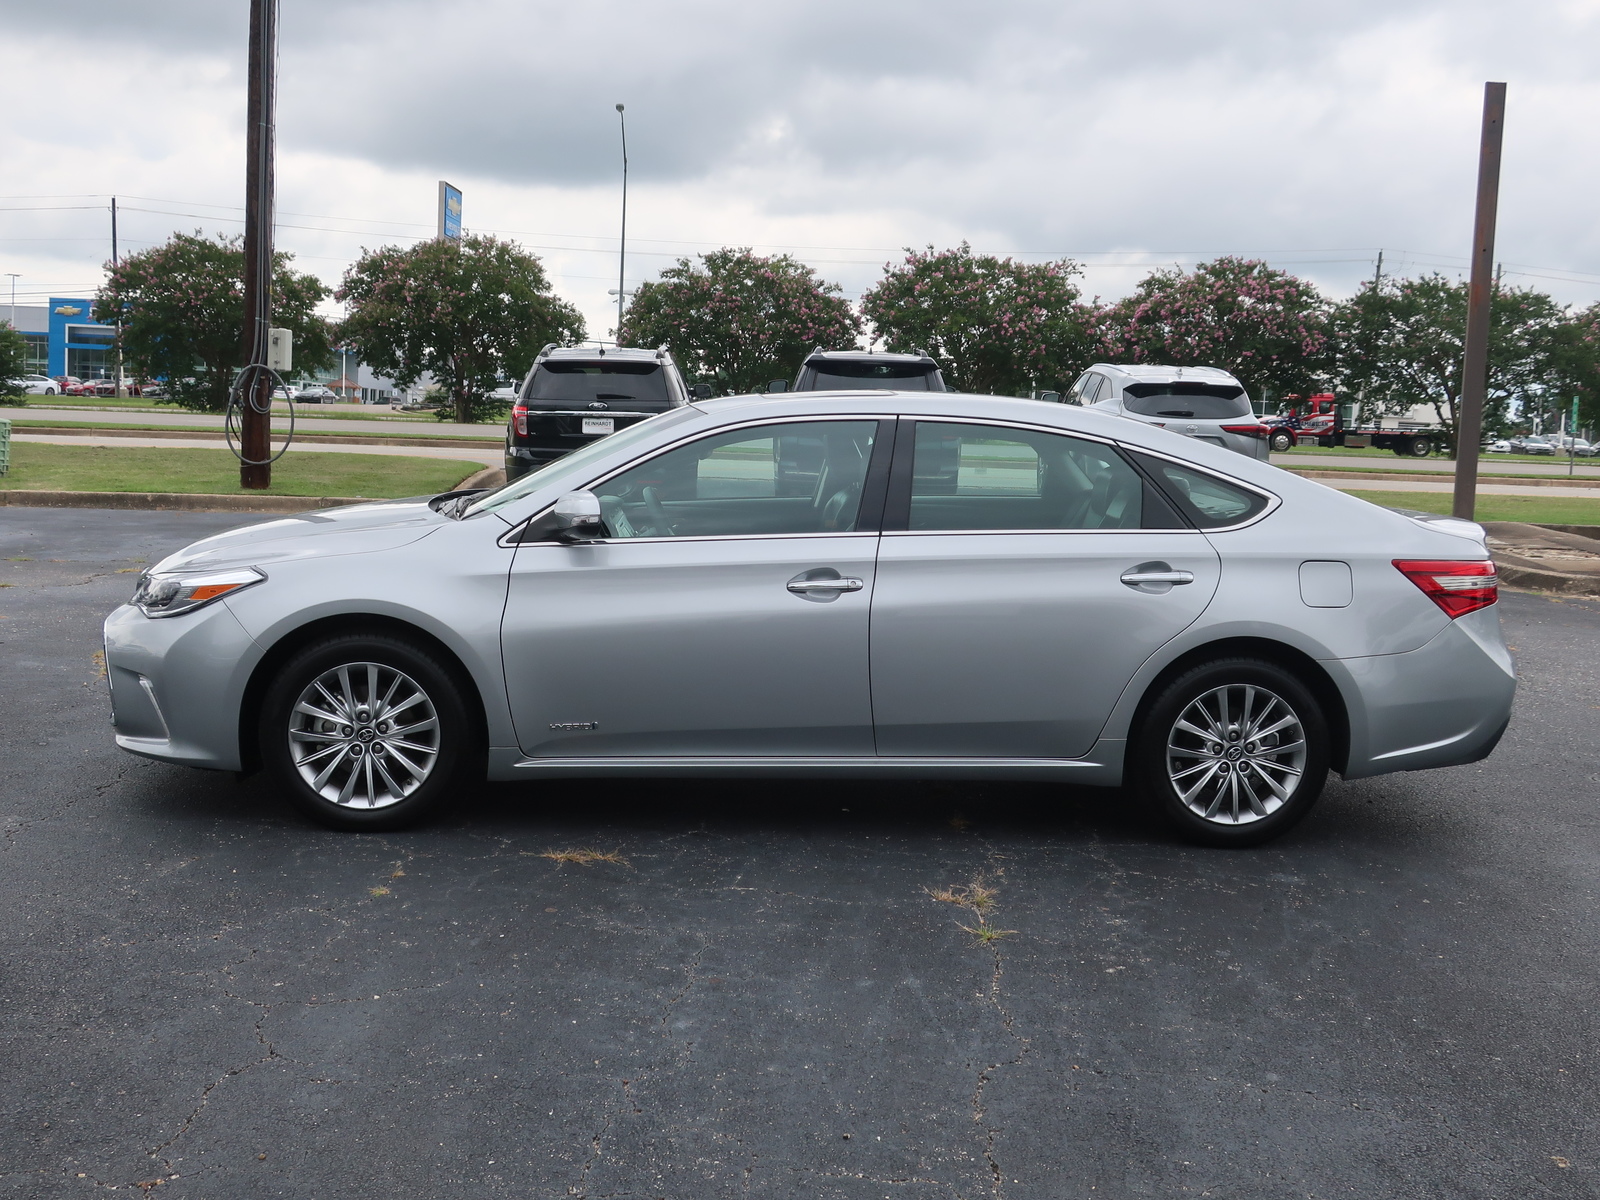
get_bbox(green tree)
[860,243,1095,396]
[94,232,334,413]
[620,248,859,395]
[0,320,27,405]
[1333,274,1572,447]
[1101,257,1332,405]
[337,234,585,424]
[1547,302,1600,438]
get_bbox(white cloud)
[3,0,1598,340]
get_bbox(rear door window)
[903,422,1148,530]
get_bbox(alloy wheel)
[286,661,440,809]
[1165,684,1307,825]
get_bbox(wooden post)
[239,0,276,489]
[1452,82,1506,521]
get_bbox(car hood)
[149,497,455,575]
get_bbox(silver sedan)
[103,393,1515,845]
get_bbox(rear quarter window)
[1136,456,1271,528]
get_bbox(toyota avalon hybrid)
[105,392,1514,845]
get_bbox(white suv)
[1065,363,1271,460]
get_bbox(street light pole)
[4,273,18,330]
[616,102,628,341]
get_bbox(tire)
[258,633,478,831]
[1269,431,1293,453]
[1408,436,1432,457]
[1134,658,1330,847]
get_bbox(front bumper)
[103,600,263,771]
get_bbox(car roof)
[541,346,664,364]
[804,350,936,365]
[1091,363,1243,385]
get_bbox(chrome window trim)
[881,527,1206,539]
[501,412,897,548]
[508,530,882,550]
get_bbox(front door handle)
[787,577,865,593]
[1120,569,1194,586]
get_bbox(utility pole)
[1371,249,1383,292]
[239,0,277,488]
[1452,82,1506,522]
[4,273,17,330]
[111,197,127,397]
[616,103,628,340]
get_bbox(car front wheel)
[1135,658,1329,847]
[1269,431,1293,453]
[259,634,477,831]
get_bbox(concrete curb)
[14,424,502,450]
[1287,467,1600,489]
[1496,561,1600,596]
[0,490,369,513]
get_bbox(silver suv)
[790,349,947,393]
[1067,364,1270,460]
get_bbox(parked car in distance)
[1486,440,1512,454]
[1072,363,1272,460]
[504,345,690,481]
[1549,435,1596,457]
[294,386,338,403]
[789,349,946,393]
[1512,436,1557,455]
[55,377,96,396]
[106,390,1514,846]
[11,373,58,395]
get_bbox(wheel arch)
[237,613,489,776]
[1126,637,1350,775]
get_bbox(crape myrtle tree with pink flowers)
[338,234,585,424]
[94,232,334,413]
[1101,257,1334,407]
[619,248,861,395]
[860,243,1098,397]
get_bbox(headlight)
[132,567,266,618]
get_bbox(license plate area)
[581,417,615,435]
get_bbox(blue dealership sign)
[438,181,462,241]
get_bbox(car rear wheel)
[1135,658,1329,847]
[1269,431,1293,453]
[259,634,476,831]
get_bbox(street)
[2,506,1598,1199]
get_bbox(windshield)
[806,360,937,391]
[465,406,702,518]
[525,361,670,406]
[1122,382,1251,420]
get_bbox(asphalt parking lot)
[3,506,1598,1199]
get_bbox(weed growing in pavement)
[927,876,1017,944]
[539,848,631,867]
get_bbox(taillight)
[1221,423,1272,438]
[1392,559,1498,618]
[513,404,528,436]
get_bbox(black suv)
[505,346,692,481]
[789,349,947,392]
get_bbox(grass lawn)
[1278,444,1586,468]
[1,442,485,498]
[1346,488,1600,526]
[5,418,502,442]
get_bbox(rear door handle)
[1121,569,1194,586]
[787,577,864,593]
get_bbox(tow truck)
[1267,394,1442,457]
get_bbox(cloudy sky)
[3,0,1598,339]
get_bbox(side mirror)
[1039,390,1062,404]
[766,379,789,394]
[692,383,713,400]
[551,491,604,542]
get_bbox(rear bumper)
[1335,605,1516,779]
